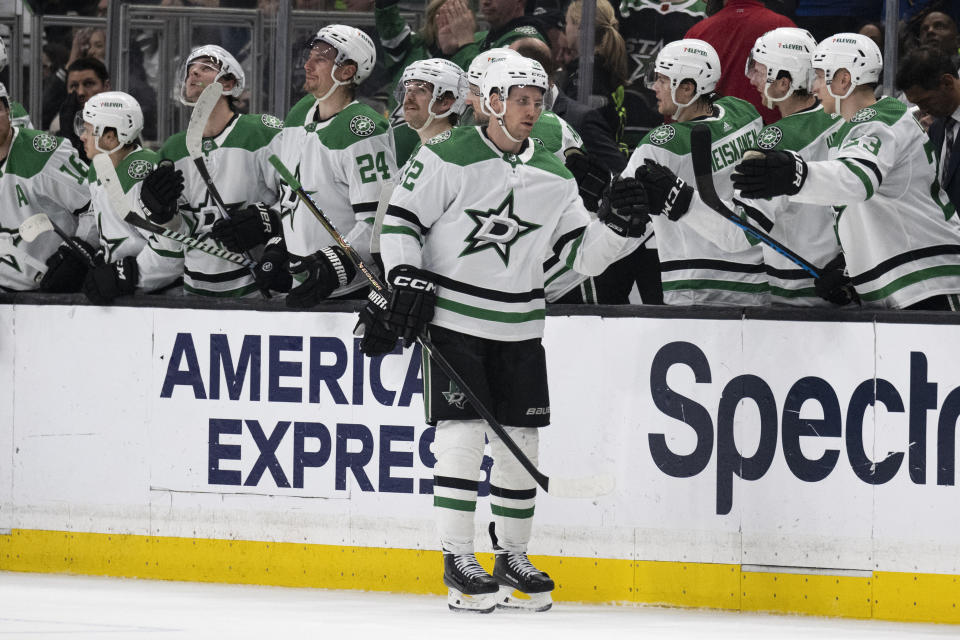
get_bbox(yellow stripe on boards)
[0,529,957,624]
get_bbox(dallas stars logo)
[442,382,468,409]
[757,126,783,150]
[460,190,540,266]
[852,107,877,123]
[649,124,675,145]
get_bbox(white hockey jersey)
[679,103,844,306]
[86,147,158,263]
[792,97,960,308]
[0,129,90,290]
[380,126,629,341]
[623,97,767,306]
[140,113,283,297]
[268,97,396,297]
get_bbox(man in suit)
[898,46,960,210]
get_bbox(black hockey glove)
[354,290,400,357]
[82,256,139,304]
[598,176,651,237]
[814,253,860,306]
[732,149,808,199]
[211,202,282,253]
[38,238,99,293]
[564,148,611,212]
[635,159,694,221]
[140,160,184,225]
[285,245,357,308]
[383,265,437,348]
[253,236,293,293]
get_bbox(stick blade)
[19,213,54,242]
[186,81,224,159]
[546,473,616,498]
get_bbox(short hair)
[66,56,110,83]
[896,45,959,91]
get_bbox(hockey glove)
[598,176,651,237]
[383,265,437,348]
[634,159,693,221]
[211,202,282,253]
[354,290,400,357]
[732,149,807,199]
[140,160,184,225]
[285,245,357,308]
[814,253,860,306]
[564,148,611,212]
[82,256,139,304]
[38,238,99,293]
[254,236,293,293]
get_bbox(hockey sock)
[433,419,487,555]
[487,426,539,554]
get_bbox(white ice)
[0,570,954,639]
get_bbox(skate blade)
[496,585,553,612]
[447,588,497,613]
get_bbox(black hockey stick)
[93,153,257,268]
[269,154,613,498]
[186,81,270,296]
[19,214,98,268]
[689,124,822,278]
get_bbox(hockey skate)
[489,524,554,611]
[443,552,499,613]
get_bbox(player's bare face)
[78,122,99,158]
[502,85,544,138]
[466,83,488,124]
[746,60,766,94]
[302,42,338,95]
[402,80,434,129]
[0,103,11,147]
[811,69,835,113]
[184,58,221,102]
[652,74,677,117]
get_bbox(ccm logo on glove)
[393,275,436,292]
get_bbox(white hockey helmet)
[481,56,548,114]
[76,91,144,154]
[401,58,469,122]
[466,47,522,87]
[812,32,883,89]
[746,27,817,101]
[309,24,377,85]
[178,44,246,106]
[654,39,721,109]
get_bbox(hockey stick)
[19,214,98,268]
[0,235,48,273]
[92,153,256,268]
[269,153,614,499]
[186,81,269,295]
[689,124,822,279]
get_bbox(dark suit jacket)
[930,116,960,211]
[550,90,628,176]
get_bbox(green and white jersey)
[0,129,90,290]
[270,97,396,297]
[141,112,283,297]
[622,96,766,306]
[381,126,629,341]
[86,148,158,264]
[10,101,32,129]
[680,103,844,306]
[793,97,960,308]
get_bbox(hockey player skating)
[72,91,164,304]
[655,28,846,306]
[733,33,960,309]
[138,44,285,298]
[268,25,396,308]
[623,39,767,306]
[374,56,649,612]
[0,83,92,292]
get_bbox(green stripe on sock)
[434,496,476,512]
[491,504,535,519]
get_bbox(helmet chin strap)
[316,66,349,102]
[670,84,699,121]
[825,73,855,115]
[763,80,795,108]
[486,97,524,144]
[410,95,439,133]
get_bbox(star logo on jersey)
[32,133,58,153]
[442,382,468,409]
[757,126,783,150]
[851,107,877,123]
[349,115,376,137]
[97,213,128,262]
[127,159,153,180]
[277,163,315,227]
[460,190,541,267]
[649,124,675,145]
[261,114,284,130]
[426,130,451,145]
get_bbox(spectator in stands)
[919,11,960,55]
[684,0,795,124]
[67,27,106,69]
[561,0,629,150]
[898,46,960,210]
[56,57,109,162]
[41,43,69,130]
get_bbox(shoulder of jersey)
[223,113,284,149]
[848,96,908,127]
[420,126,496,166]
[284,94,316,128]
[7,129,66,178]
[756,107,840,151]
[526,140,572,180]
[159,131,189,163]
[118,148,161,191]
[641,122,690,154]
[715,96,761,123]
